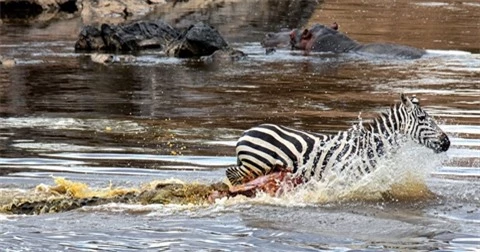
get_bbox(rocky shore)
[0,0,318,28]
[0,0,166,24]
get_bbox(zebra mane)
[364,102,403,135]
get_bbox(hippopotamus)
[291,23,426,59]
[263,22,425,59]
[261,22,338,50]
[261,28,295,49]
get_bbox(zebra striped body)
[226,94,450,186]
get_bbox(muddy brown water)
[1,0,479,251]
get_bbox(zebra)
[226,94,450,186]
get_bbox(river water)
[1,0,479,251]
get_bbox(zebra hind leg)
[228,165,302,197]
[226,165,256,186]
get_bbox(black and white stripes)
[226,94,450,186]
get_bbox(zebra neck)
[362,128,393,157]
[361,109,406,156]
[368,104,407,139]
[309,105,408,179]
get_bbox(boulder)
[165,22,229,58]
[75,19,180,52]
[200,49,247,64]
[0,55,16,67]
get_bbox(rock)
[265,48,276,55]
[75,25,106,51]
[0,0,75,11]
[0,0,79,22]
[1,0,320,32]
[90,53,118,64]
[79,0,165,25]
[165,22,229,58]
[75,19,246,60]
[89,53,135,64]
[200,49,246,64]
[0,55,16,67]
[75,19,180,52]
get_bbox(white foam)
[0,117,145,133]
[414,2,450,7]
[202,140,237,146]
[42,153,236,166]
[441,125,480,135]
[0,214,20,222]
[426,49,472,56]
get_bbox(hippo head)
[261,28,296,49]
[290,22,339,50]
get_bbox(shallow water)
[1,0,480,251]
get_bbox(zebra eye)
[418,115,426,121]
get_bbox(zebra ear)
[401,93,414,110]
[411,95,420,105]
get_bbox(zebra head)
[399,94,450,153]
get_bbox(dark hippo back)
[355,43,426,59]
[291,23,425,59]
[296,24,360,53]
[310,31,360,53]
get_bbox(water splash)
[35,177,138,198]
[219,140,448,207]
[293,141,445,204]
[0,140,449,214]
